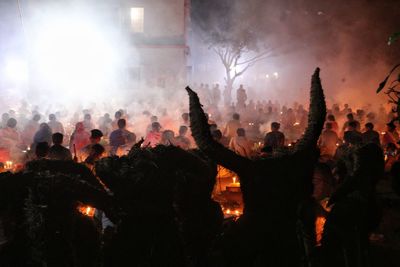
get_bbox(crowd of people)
[0,83,397,172]
[0,74,399,266]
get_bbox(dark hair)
[152,122,161,130]
[115,111,122,119]
[91,129,103,139]
[233,113,240,120]
[346,113,354,120]
[348,121,358,129]
[325,122,332,129]
[181,113,189,120]
[237,128,245,136]
[327,114,335,121]
[179,125,188,135]
[212,130,222,140]
[49,114,56,121]
[271,122,280,130]
[365,122,374,130]
[84,114,91,120]
[52,133,64,144]
[36,142,49,158]
[118,119,126,129]
[7,118,17,128]
[33,114,41,122]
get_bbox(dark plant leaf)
[377,64,400,93]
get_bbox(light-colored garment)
[229,136,252,158]
[224,120,242,139]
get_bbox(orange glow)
[78,205,96,217]
[315,216,326,246]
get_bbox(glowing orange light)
[315,216,326,246]
[78,205,95,217]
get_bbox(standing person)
[32,123,53,151]
[143,122,162,148]
[229,128,253,158]
[382,122,399,148]
[48,133,73,161]
[362,123,380,145]
[146,116,159,134]
[326,114,339,133]
[264,122,285,151]
[98,113,112,137]
[181,113,190,127]
[175,126,191,150]
[223,85,232,107]
[223,113,242,140]
[342,113,360,134]
[212,83,221,106]
[236,84,247,109]
[318,122,339,157]
[343,121,363,145]
[48,114,65,135]
[21,114,41,147]
[84,144,106,167]
[111,111,123,130]
[109,119,136,155]
[82,114,95,132]
[0,118,21,160]
[69,122,91,159]
[0,113,10,128]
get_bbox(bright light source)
[265,74,270,79]
[5,58,28,82]
[31,16,121,101]
[273,72,279,78]
[131,7,144,33]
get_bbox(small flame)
[232,177,236,184]
[226,209,231,214]
[293,122,300,126]
[381,132,386,135]
[78,205,95,217]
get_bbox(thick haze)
[0,0,399,120]
[191,0,400,109]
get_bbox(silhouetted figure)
[362,122,380,145]
[32,123,52,152]
[109,119,136,155]
[48,114,65,135]
[143,122,162,148]
[35,141,50,159]
[48,133,73,161]
[264,122,285,151]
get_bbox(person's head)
[2,113,9,121]
[346,113,354,121]
[181,113,189,122]
[104,113,110,119]
[327,114,335,121]
[232,113,240,120]
[115,111,122,120]
[151,122,161,132]
[386,142,397,153]
[325,122,332,130]
[117,119,126,129]
[49,114,56,121]
[52,133,64,145]
[85,144,105,164]
[179,125,188,136]
[33,114,41,122]
[365,122,374,131]
[7,118,17,128]
[150,115,158,123]
[348,121,358,131]
[90,129,103,143]
[39,123,51,133]
[209,124,218,132]
[387,122,396,132]
[237,128,245,137]
[84,114,91,121]
[271,122,280,131]
[344,103,349,109]
[212,130,222,142]
[36,142,49,158]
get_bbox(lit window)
[130,7,144,33]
